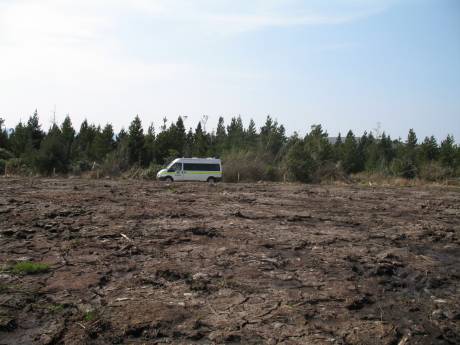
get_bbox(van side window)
[169,163,182,172]
[184,163,220,171]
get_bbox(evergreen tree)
[173,116,186,155]
[143,123,156,164]
[245,119,258,147]
[420,136,438,162]
[260,116,286,156]
[60,115,75,163]
[227,116,245,151]
[334,133,343,161]
[25,110,44,151]
[439,134,456,168]
[9,122,28,157]
[184,128,194,157]
[93,124,115,161]
[406,129,417,150]
[215,117,227,153]
[35,124,66,174]
[357,132,371,168]
[284,138,314,182]
[76,120,98,161]
[399,128,418,178]
[127,115,145,165]
[304,124,332,162]
[116,128,128,146]
[378,132,395,168]
[342,130,361,173]
[0,118,9,150]
[193,122,208,156]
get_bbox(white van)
[156,158,222,183]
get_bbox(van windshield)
[166,160,176,169]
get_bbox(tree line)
[0,111,459,182]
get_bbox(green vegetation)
[83,310,97,322]
[11,261,50,275]
[0,112,459,182]
[48,304,66,313]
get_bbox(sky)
[0,0,459,141]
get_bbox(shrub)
[263,164,281,181]
[0,148,14,160]
[419,162,452,181]
[141,163,163,180]
[314,161,348,183]
[222,150,267,182]
[390,158,417,179]
[282,141,316,182]
[0,159,5,175]
[12,261,50,274]
[70,160,92,176]
[5,158,30,175]
[101,151,129,177]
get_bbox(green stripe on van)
[184,171,222,175]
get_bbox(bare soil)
[0,178,459,345]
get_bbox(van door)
[182,163,194,181]
[170,162,184,181]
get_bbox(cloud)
[114,0,389,34]
[0,0,390,129]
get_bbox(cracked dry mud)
[0,178,459,344]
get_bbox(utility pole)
[50,104,57,125]
[201,115,209,133]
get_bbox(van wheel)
[165,176,173,183]
[207,177,216,184]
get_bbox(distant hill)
[328,137,339,145]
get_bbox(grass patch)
[84,310,97,322]
[12,261,50,275]
[48,304,66,313]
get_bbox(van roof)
[172,157,221,163]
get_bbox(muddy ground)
[0,178,459,345]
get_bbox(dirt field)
[0,178,459,345]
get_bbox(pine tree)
[342,130,361,173]
[399,128,418,178]
[227,116,244,151]
[9,122,28,157]
[334,133,343,161]
[76,120,98,161]
[284,138,314,182]
[173,116,186,155]
[35,124,66,174]
[245,119,258,147]
[304,124,332,162]
[116,128,127,146]
[127,115,145,165]
[193,122,208,156]
[439,134,456,168]
[260,116,286,156]
[378,132,395,167]
[406,129,417,149]
[25,110,44,151]
[60,115,75,163]
[93,124,115,161]
[184,128,194,157]
[420,136,438,162]
[215,117,227,153]
[0,118,8,150]
[143,123,156,164]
